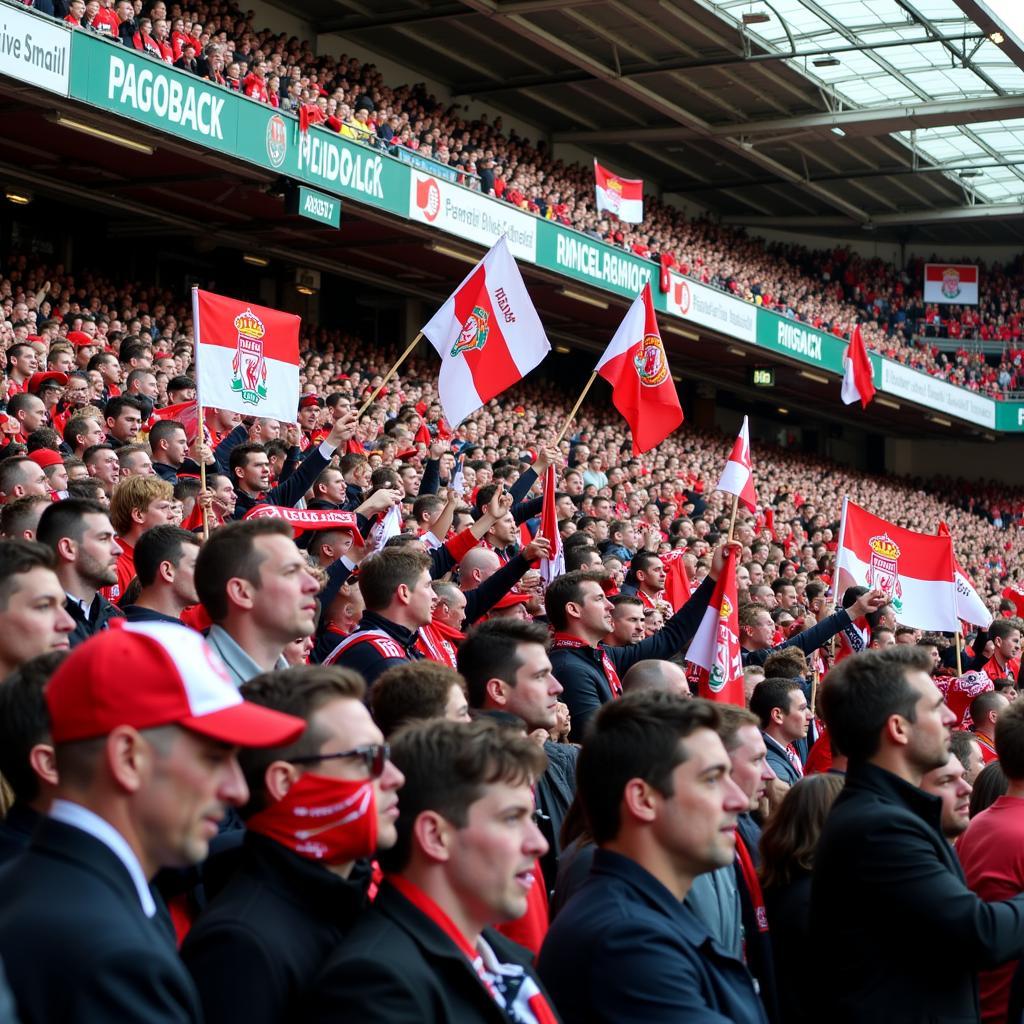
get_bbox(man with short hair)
[103,395,145,448]
[6,392,47,442]
[107,474,176,599]
[538,692,759,1023]
[971,690,1009,764]
[621,659,691,697]
[63,414,106,458]
[149,419,191,484]
[750,677,811,786]
[370,660,470,736]
[121,525,201,624]
[812,646,1024,1023]
[920,751,972,841]
[117,443,155,477]
[607,594,645,647]
[975,618,1022,684]
[306,719,554,1022]
[950,729,985,785]
[195,519,322,686]
[36,498,123,645]
[0,494,52,541]
[624,551,666,610]
[84,443,121,498]
[182,665,405,1023]
[0,456,49,503]
[0,540,74,678]
[0,622,304,1024]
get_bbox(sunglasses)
[290,742,390,779]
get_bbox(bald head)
[621,659,691,698]
[460,546,501,590]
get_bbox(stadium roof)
[296,0,1024,244]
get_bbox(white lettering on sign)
[776,322,823,361]
[296,134,384,198]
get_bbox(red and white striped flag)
[596,283,682,454]
[836,499,958,632]
[841,324,875,409]
[422,236,550,427]
[594,160,643,223]
[717,416,757,513]
[192,288,300,424]
[937,521,993,628]
[538,464,564,585]
[686,547,744,706]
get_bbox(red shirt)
[983,654,1020,684]
[958,796,1024,1023]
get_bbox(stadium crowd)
[0,232,1022,1022]
[28,0,1024,397]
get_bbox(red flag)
[685,547,744,705]
[421,236,550,426]
[937,521,992,627]
[298,102,325,134]
[661,549,692,613]
[716,416,757,513]
[538,464,564,585]
[149,400,200,444]
[594,159,644,223]
[596,282,683,454]
[841,324,875,409]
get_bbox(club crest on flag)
[604,177,623,213]
[415,177,441,222]
[230,309,269,406]
[451,306,490,357]
[633,333,669,387]
[709,595,741,694]
[942,267,961,299]
[867,534,903,611]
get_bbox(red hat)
[492,591,532,610]
[27,371,69,394]
[66,330,96,348]
[298,394,324,410]
[28,448,64,470]
[26,334,43,343]
[45,621,306,747]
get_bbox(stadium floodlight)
[830,126,846,137]
[727,346,747,356]
[51,114,154,155]
[876,396,901,410]
[990,31,1005,45]
[928,415,953,427]
[4,189,32,206]
[813,56,840,67]
[742,12,771,25]
[776,407,789,415]
[558,287,609,310]
[243,254,270,267]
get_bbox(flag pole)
[810,661,820,718]
[191,286,211,541]
[555,371,598,445]
[726,493,740,542]
[955,631,963,676]
[358,332,422,417]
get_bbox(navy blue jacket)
[538,849,767,1024]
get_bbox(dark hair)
[995,698,1024,780]
[0,539,57,611]
[194,518,294,621]
[36,498,108,551]
[62,414,100,450]
[238,665,366,817]
[762,647,808,681]
[371,661,466,737]
[378,718,546,873]
[0,495,51,540]
[166,375,194,393]
[544,569,607,630]
[66,479,105,502]
[133,525,200,588]
[228,442,266,480]
[457,619,551,708]
[969,760,1008,817]
[0,458,38,497]
[759,774,845,890]
[749,677,802,730]
[6,342,32,371]
[712,703,761,751]
[578,691,719,844]
[819,647,933,763]
[7,393,41,419]
[989,618,1021,644]
[103,395,144,421]
[25,428,63,454]
[971,691,1007,732]
[0,650,67,801]
[357,548,431,612]
[949,730,981,775]
[148,419,186,455]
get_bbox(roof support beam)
[724,202,1024,228]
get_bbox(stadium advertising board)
[407,172,537,262]
[538,222,652,299]
[880,359,995,429]
[665,271,756,343]
[996,402,1024,432]
[0,4,70,96]
[754,310,848,375]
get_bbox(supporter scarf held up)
[247,773,378,865]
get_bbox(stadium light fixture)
[876,396,901,410]
[4,189,31,206]
[990,31,1005,45]
[776,407,789,415]
[558,288,609,310]
[727,346,747,357]
[830,126,846,137]
[664,324,700,341]
[555,345,571,354]
[799,370,830,384]
[928,414,953,427]
[243,254,270,267]
[813,56,840,67]
[742,12,771,25]
[428,242,479,266]
[959,170,983,179]
[51,114,154,155]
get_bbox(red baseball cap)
[27,371,69,394]
[492,591,532,610]
[298,394,324,410]
[28,448,64,469]
[66,331,96,348]
[45,621,305,747]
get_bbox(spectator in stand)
[620,659,692,697]
[83,443,121,498]
[951,728,986,785]
[0,494,52,541]
[305,719,553,1022]
[0,457,49,504]
[107,474,175,600]
[972,618,1021,683]
[369,660,470,737]
[117,443,155,478]
[36,498,122,646]
[750,677,812,786]
[607,594,646,647]
[102,395,144,449]
[120,525,200,625]
[181,665,404,1024]
[0,623,304,1024]
[812,646,1024,1023]
[920,750,973,842]
[195,518,321,686]
[971,690,1009,764]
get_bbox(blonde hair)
[109,475,173,534]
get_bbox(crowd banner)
[924,263,979,306]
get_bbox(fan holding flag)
[716,416,757,539]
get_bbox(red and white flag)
[836,499,958,632]
[937,521,993,628]
[594,160,643,223]
[538,464,565,586]
[717,416,757,513]
[924,263,978,306]
[662,549,693,613]
[422,236,550,427]
[841,324,875,409]
[596,282,683,454]
[686,547,744,706]
[192,288,300,425]
[149,399,200,444]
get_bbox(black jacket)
[811,760,1024,1023]
[550,575,714,740]
[0,818,201,1024]
[65,592,124,647]
[181,832,367,1024]
[305,880,557,1023]
[233,443,332,519]
[0,802,41,868]
[538,848,766,1024]
[536,741,579,893]
[764,872,814,1024]
[323,609,423,686]
[742,608,854,666]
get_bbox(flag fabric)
[192,288,301,425]
[148,399,200,444]
[937,521,993,628]
[835,499,958,632]
[685,547,744,706]
[594,160,644,223]
[923,263,979,306]
[662,549,692,613]
[717,416,757,513]
[366,502,403,554]
[596,282,683,454]
[243,504,362,538]
[538,464,565,586]
[841,324,876,409]
[421,236,550,427]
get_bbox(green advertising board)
[288,185,341,229]
[536,220,654,300]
